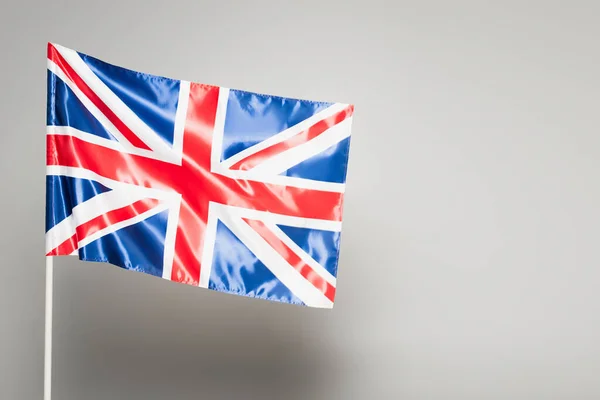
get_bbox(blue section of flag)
[222,90,332,160]
[277,225,341,277]
[45,175,111,232]
[47,70,115,141]
[281,136,351,184]
[208,221,305,305]
[79,210,168,278]
[79,53,180,146]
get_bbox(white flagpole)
[44,256,53,400]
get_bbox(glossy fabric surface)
[45,42,354,308]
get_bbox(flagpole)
[44,256,53,400]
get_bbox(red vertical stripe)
[170,83,220,284]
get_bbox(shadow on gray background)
[52,259,347,400]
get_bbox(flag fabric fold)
[45,43,354,308]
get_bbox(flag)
[45,43,354,308]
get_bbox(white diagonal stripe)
[265,222,337,287]
[52,44,177,163]
[216,170,345,193]
[198,202,219,288]
[216,207,333,308]
[47,215,77,254]
[249,117,352,176]
[45,188,152,253]
[77,202,170,249]
[48,125,126,152]
[46,166,175,201]
[47,125,165,161]
[216,204,342,232]
[48,59,140,155]
[220,103,349,170]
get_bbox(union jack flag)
[45,43,354,308]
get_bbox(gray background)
[1,1,599,399]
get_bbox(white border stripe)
[48,125,126,152]
[52,44,176,162]
[47,125,162,161]
[249,117,353,176]
[46,166,175,201]
[216,204,342,232]
[211,87,230,172]
[219,103,349,170]
[46,165,128,192]
[161,195,181,280]
[172,81,190,163]
[265,222,337,287]
[217,209,333,308]
[198,202,219,288]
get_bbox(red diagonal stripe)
[46,198,160,256]
[75,198,160,241]
[47,43,152,151]
[244,218,336,302]
[47,234,77,256]
[230,105,354,171]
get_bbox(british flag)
[46,43,354,308]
